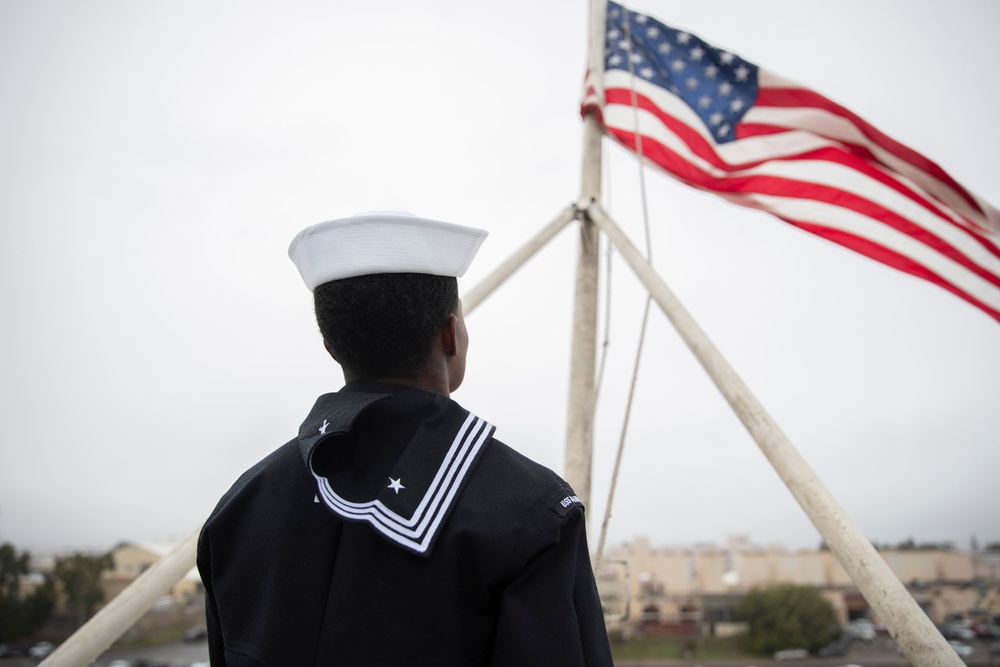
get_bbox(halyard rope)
[595,0,657,573]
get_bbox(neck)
[343,371,449,397]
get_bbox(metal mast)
[564,0,609,516]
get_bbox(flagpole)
[587,202,963,667]
[564,0,608,518]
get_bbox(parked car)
[973,622,1000,638]
[942,622,977,641]
[949,640,974,658]
[774,648,808,660]
[0,644,31,658]
[29,641,56,659]
[183,625,208,642]
[843,618,876,640]
[819,637,852,657]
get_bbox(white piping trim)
[312,413,494,554]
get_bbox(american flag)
[582,1,1000,323]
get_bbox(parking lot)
[94,639,210,667]
[0,639,208,667]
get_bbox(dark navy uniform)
[198,383,613,666]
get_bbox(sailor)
[197,211,613,666]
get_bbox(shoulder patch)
[551,493,584,518]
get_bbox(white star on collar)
[387,477,405,494]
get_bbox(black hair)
[314,273,458,379]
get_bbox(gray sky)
[1,0,998,556]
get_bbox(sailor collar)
[297,388,495,556]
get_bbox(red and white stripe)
[585,68,1000,322]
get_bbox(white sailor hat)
[288,211,488,292]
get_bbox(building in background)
[104,541,203,608]
[599,536,1000,637]
[100,541,206,641]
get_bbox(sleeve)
[488,506,614,667]
[197,526,228,667]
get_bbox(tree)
[737,583,837,654]
[894,537,955,551]
[53,551,113,629]
[0,542,55,642]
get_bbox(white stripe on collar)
[312,412,494,554]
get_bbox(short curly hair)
[314,273,458,379]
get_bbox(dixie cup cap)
[288,211,488,292]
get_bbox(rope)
[595,1,657,573]
[595,297,652,574]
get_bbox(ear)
[322,338,341,362]
[440,314,459,357]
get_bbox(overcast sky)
[1,0,998,558]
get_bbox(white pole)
[39,527,202,667]
[565,0,608,514]
[588,202,962,667]
[463,206,576,314]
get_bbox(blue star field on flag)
[605,1,759,143]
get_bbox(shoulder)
[454,436,586,572]
[203,440,309,530]
[475,438,576,507]
[443,397,584,530]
